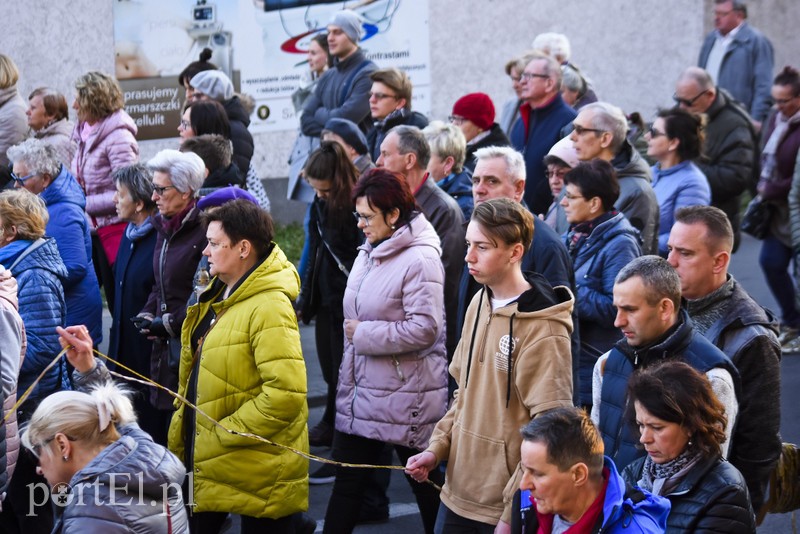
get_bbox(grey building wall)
[4,0,798,221]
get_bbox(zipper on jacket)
[353,255,373,316]
[392,355,406,382]
[349,384,358,432]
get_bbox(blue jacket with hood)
[512,456,670,533]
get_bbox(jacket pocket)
[449,425,511,510]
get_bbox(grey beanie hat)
[190,70,234,101]
[329,10,364,44]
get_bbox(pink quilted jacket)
[0,267,24,490]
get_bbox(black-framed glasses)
[179,119,191,129]
[563,191,586,201]
[448,115,466,125]
[672,90,708,107]
[369,91,398,101]
[352,212,376,226]
[520,72,549,81]
[152,184,177,196]
[10,172,37,186]
[647,126,666,138]
[774,95,799,106]
[572,124,605,136]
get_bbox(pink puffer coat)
[0,266,25,492]
[71,110,139,229]
[336,213,448,450]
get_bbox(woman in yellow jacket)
[167,199,314,533]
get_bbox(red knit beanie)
[452,93,495,130]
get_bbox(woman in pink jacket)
[324,169,448,534]
[71,71,139,307]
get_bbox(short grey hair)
[580,102,628,153]
[113,163,156,212]
[678,67,715,92]
[147,149,205,197]
[422,121,466,174]
[474,146,526,184]
[526,52,563,90]
[7,138,61,177]
[391,125,430,169]
[561,64,586,93]
[531,32,571,63]
[615,255,681,311]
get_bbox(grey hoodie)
[612,140,660,255]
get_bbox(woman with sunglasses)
[323,168,447,533]
[132,150,206,446]
[646,107,711,257]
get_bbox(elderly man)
[300,10,377,137]
[570,102,659,254]
[674,67,758,250]
[377,125,465,360]
[366,67,428,162]
[591,256,739,470]
[512,407,669,533]
[698,0,774,126]
[457,146,579,403]
[667,205,780,511]
[509,52,576,217]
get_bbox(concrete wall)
[4,0,798,222]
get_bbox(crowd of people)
[0,0,795,532]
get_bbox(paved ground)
[99,233,799,532]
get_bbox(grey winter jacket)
[0,85,27,168]
[31,118,76,168]
[337,213,448,449]
[611,140,660,255]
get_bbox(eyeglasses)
[672,90,709,107]
[352,212,377,226]
[509,75,522,83]
[31,434,76,458]
[369,91,398,101]
[647,126,666,138]
[563,192,586,201]
[714,9,733,17]
[774,95,799,106]
[448,115,466,125]
[572,124,605,136]
[179,119,191,129]
[520,72,550,81]
[152,184,177,196]
[546,169,569,180]
[10,172,37,186]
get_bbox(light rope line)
[7,347,441,491]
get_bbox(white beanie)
[189,71,234,101]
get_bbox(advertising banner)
[113,0,430,140]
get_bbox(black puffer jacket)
[367,109,429,162]
[223,96,254,175]
[464,123,510,174]
[623,455,755,533]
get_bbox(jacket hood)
[8,237,68,281]
[40,165,86,210]
[224,96,251,128]
[438,169,473,196]
[73,109,138,152]
[613,140,652,182]
[377,109,429,132]
[0,85,20,107]
[489,271,574,319]
[33,118,73,139]
[361,212,442,261]
[71,424,186,499]
[0,267,18,311]
[574,212,640,264]
[601,456,671,530]
[202,163,244,190]
[217,242,300,306]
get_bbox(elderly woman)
[498,52,537,137]
[542,135,579,233]
[560,160,641,409]
[0,55,26,171]
[7,138,103,342]
[622,361,755,533]
[26,87,76,166]
[133,150,206,446]
[423,120,473,221]
[25,324,188,533]
[71,71,139,308]
[109,164,159,438]
[0,189,67,530]
[324,169,447,534]
[167,199,312,533]
[647,107,711,257]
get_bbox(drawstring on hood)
[464,288,484,390]
[507,313,515,408]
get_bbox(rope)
[8,347,442,491]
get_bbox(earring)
[240,255,244,259]
[391,224,396,230]
[62,456,69,462]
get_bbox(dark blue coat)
[3,238,69,407]
[567,213,641,406]
[436,169,474,221]
[40,165,103,342]
[109,221,157,379]
[509,95,576,216]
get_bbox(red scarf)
[535,467,609,534]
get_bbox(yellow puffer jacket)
[168,244,309,518]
